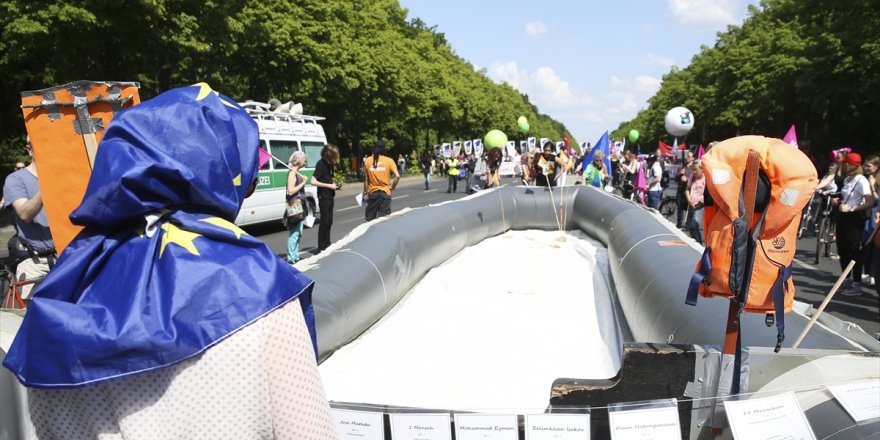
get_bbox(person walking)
[285,151,308,263]
[363,141,400,221]
[835,152,874,296]
[685,161,706,244]
[446,155,460,193]
[646,154,663,209]
[676,150,695,228]
[420,153,432,190]
[397,154,407,176]
[310,144,342,253]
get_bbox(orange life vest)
[687,136,818,345]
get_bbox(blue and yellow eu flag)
[3,84,316,388]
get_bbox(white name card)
[828,379,880,423]
[454,414,518,440]
[608,404,680,440]
[723,391,816,440]
[390,413,451,440]
[331,409,384,439]
[525,413,591,440]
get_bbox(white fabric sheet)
[319,230,621,412]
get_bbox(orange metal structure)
[20,81,140,254]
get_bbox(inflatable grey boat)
[303,185,879,439]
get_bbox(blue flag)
[3,84,316,388]
[580,131,613,187]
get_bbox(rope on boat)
[334,249,388,303]
[545,177,562,232]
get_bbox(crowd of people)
[814,148,879,297]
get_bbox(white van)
[235,101,326,226]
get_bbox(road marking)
[336,194,410,212]
[424,189,436,193]
[792,257,818,272]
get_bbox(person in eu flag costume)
[2,84,337,439]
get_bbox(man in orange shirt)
[363,140,400,221]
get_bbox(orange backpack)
[687,136,818,349]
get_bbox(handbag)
[283,198,306,228]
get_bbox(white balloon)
[664,107,695,137]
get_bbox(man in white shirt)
[646,155,663,209]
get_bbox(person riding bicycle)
[2,137,55,300]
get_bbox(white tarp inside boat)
[318,229,622,412]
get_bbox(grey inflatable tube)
[306,185,879,363]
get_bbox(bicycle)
[611,174,637,202]
[0,255,46,310]
[659,193,678,224]
[797,190,817,239]
[813,190,839,264]
[0,244,46,309]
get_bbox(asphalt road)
[244,175,879,341]
[241,172,479,259]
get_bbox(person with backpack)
[646,154,663,209]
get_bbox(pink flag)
[636,161,647,204]
[783,124,798,148]
[258,147,272,169]
[697,144,705,159]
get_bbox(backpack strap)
[769,264,793,352]
[686,247,711,306]
[725,150,762,396]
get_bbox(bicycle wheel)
[659,198,677,223]
[815,217,828,264]
[823,220,834,258]
[0,275,9,308]
[798,211,811,239]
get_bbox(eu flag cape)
[3,84,316,388]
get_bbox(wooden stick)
[269,154,293,170]
[545,177,562,232]
[791,259,856,349]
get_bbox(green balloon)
[628,129,639,143]
[519,122,530,134]
[517,116,528,126]
[484,129,508,148]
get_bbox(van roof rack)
[239,100,325,122]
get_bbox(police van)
[235,100,325,226]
